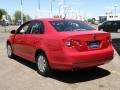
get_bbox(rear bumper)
[73,56,113,65]
[49,46,114,71]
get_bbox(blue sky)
[0,0,120,18]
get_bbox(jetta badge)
[93,34,96,40]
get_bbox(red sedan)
[7,18,114,76]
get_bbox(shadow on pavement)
[50,68,110,83]
[13,56,110,84]
[112,38,120,56]
[13,56,37,71]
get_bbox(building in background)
[99,4,120,22]
[99,16,107,23]
[1,15,10,26]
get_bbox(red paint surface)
[8,18,114,71]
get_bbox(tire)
[36,53,51,76]
[98,27,104,31]
[116,29,120,32]
[7,44,14,58]
[103,30,108,32]
[98,27,101,31]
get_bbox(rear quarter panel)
[34,33,68,65]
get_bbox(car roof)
[32,18,81,22]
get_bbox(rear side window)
[30,21,44,34]
[106,21,112,25]
[49,20,95,32]
[113,22,117,26]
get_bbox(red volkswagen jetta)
[7,18,114,76]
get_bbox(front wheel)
[7,44,14,58]
[36,53,51,76]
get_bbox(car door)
[23,21,44,62]
[13,21,31,58]
[103,21,112,32]
[112,21,119,32]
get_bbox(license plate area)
[87,41,100,48]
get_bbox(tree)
[14,10,31,23]
[92,18,96,24]
[87,18,92,23]
[0,9,7,20]
[14,10,22,23]
[87,18,96,24]
[24,15,31,21]
[0,11,3,20]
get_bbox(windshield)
[50,20,95,32]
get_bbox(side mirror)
[11,30,16,34]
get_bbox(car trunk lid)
[61,30,111,51]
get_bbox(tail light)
[107,35,112,43]
[65,39,81,48]
[65,39,73,47]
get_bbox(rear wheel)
[7,44,14,58]
[36,53,51,76]
[117,29,120,32]
[103,30,108,32]
[98,27,101,31]
[98,28,104,31]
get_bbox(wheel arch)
[35,49,48,61]
[6,40,11,46]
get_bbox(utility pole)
[20,0,23,24]
[38,0,40,10]
[62,0,68,19]
[38,0,40,17]
[58,2,62,18]
[114,4,118,20]
[50,0,54,18]
[63,0,66,18]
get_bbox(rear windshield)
[49,20,95,32]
